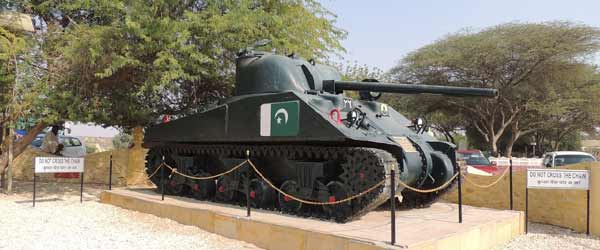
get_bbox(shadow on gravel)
[2,181,106,200]
[14,198,63,204]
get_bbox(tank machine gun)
[143,48,497,222]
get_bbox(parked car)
[31,134,87,157]
[542,151,596,168]
[456,149,498,174]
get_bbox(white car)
[31,135,87,157]
[542,151,596,168]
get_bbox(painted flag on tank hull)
[260,101,300,136]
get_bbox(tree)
[391,22,600,156]
[0,1,347,184]
[31,0,346,128]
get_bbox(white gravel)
[494,223,600,250]
[3,182,599,250]
[0,182,260,250]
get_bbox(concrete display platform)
[100,189,524,250]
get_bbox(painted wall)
[443,163,600,235]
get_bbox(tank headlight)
[346,110,359,127]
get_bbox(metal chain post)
[509,158,513,210]
[246,150,251,217]
[161,155,166,201]
[390,169,396,245]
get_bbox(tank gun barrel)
[323,80,498,98]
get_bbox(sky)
[319,0,600,71]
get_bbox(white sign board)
[34,157,84,173]
[527,169,589,190]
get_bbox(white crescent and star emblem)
[274,108,289,125]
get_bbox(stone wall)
[11,126,152,187]
[12,148,129,186]
[443,163,600,235]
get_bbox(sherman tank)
[142,44,497,222]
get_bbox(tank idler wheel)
[278,180,302,214]
[215,176,237,203]
[323,181,352,222]
[249,178,276,209]
[190,176,216,201]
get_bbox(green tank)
[143,46,497,222]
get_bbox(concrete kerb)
[100,189,523,250]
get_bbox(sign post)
[526,169,590,234]
[108,154,113,190]
[458,167,463,223]
[33,157,85,206]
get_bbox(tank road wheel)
[215,176,237,203]
[190,175,216,201]
[166,174,187,195]
[249,178,276,209]
[323,181,352,222]
[278,180,302,214]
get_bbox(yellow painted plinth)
[101,189,523,250]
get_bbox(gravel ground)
[493,223,600,250]
[0,182,261,250]
[2,182,599,250]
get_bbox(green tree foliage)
[391,22,600,156]
[0,1,346,181]
[32,0,346,127]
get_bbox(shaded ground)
[0,181,260,250]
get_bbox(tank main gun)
[322,80,498,98]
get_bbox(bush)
[113,132,133,149]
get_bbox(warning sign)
[527,169,589,190]
[34,157,84,173]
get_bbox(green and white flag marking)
[260,101,299,136]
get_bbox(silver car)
[542,151,596,168]
[31,135,87,157]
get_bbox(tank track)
[145,144,399,222]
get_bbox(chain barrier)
[162,161,247,180]
[247,160,386,205]
[462,165,511,189]
[147,163,165,179]
[147,157,461,205]
[395,172,459,193]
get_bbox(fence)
[489,157,543,167]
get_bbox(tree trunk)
[490,138,499,157]
[6,129,13,193]
[0,122,47,183]
[505,139,515,158]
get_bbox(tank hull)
[143,91,458,222]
